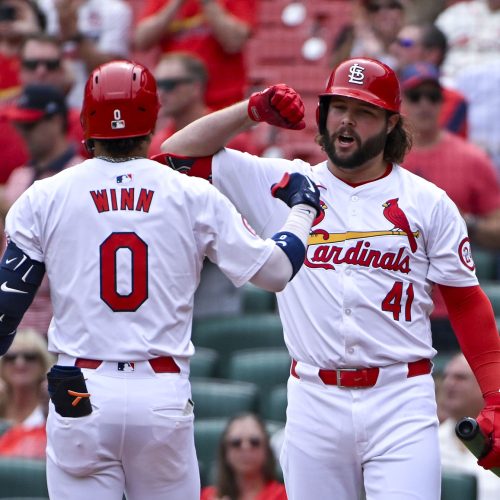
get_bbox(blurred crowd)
[0,0,500,498]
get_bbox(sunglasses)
[22,59,61,71]
[156,77,194,92]
[405,88,443,104]
[3,351,40,363]
[227,436,263,449]
[366,1,403,13]
[396,37,417,48]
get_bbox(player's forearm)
[201,0,251,53]
[161,101,253,157]
[133,0,184,50]
[251,204,316,292]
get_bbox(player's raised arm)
[160,84,306,157]
[250,172,321,291]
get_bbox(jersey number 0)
[100,232,148,312]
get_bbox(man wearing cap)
[0,83,83,336]
[400,62,500,351]
[390,22,468,138]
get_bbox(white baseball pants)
[46,360,199,500]
[281,361,440,500]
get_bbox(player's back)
[8,158,218,360]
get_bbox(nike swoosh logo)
[305,176,316,193]
[5,258,16,264]
[1,282,28,294]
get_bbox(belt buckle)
[336,368,358,388]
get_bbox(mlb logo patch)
[116,174,133,184]
[118,362,135,372]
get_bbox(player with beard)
[158,58,500,500]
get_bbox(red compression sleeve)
[150,153,213,180]
[439,284,500,397]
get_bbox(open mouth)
[337,134,356,146]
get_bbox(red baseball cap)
[1,84,67,123]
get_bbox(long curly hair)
[213,413,277,499]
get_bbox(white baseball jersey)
[212,148,478,367]
[4,157,274,361]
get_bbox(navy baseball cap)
[2,84,67,123]
[399,63,442,91]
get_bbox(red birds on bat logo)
[382,198,418,253]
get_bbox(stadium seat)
[262,385,288,423]
[191,378,259,419]
[480,282,500,316]
[190,347,219,378]
[431,353,454,377]
[194,417,228,487]
[226,348,291,413]
[0,457,48,498]
[471,246,497,281]
[241,283,276,314]
[192,314,285,376]
[441,470,477,500]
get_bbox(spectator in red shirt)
[400,63,500,350]
[201,413,287,500]
[0,84,84,335]
[391,22,469,138]
[134,0,256,110]
[149,52,261,158]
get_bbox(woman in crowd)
[201,413,287,500]
[0,328,54,459]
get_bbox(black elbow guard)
[0,242,45,339]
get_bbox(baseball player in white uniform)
[159,58,500,499]
[0,61,322,500]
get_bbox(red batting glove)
[248,84,305,130]
[477,392,500,469]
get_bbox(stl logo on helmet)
[348,63,365,85]
[111,109,126,130]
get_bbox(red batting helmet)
[317,57,401,134]
[81,60,160,140]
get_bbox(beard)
[321,126,388,169]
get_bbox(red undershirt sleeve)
[150,153,213,181]
[439,284,500,397]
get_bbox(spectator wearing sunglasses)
[0,328,54,459]
[0,83,84,336]
[36,0,133,109]
[134,0,256,111]
[19,33,86,157]
[201,413,286,500]
[0,0,46,184]
[149,53,261,320]
[400,62,500,351]
[330,0,406,70]
[149,52,261,158]
[390,23,468,139]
